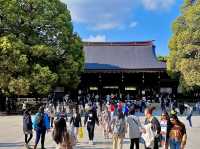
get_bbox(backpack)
[35,113,44,128]
[113,119,125,135]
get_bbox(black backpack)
[113,119,126,135]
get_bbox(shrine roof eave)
[84,68,166,73]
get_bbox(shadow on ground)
[0,142,24,147]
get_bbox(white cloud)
[83,35,106,42]
[141,0,175,11]
[91,22,120,30]
[61,0,175,31]
[129,21,138,28]
[62,0,136,30]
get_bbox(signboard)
[103,86,119,89]
[89,87,98,91]
[54,87,64,92]
[142,90,145,95]
[160,87,172,93]
[125,87,136,91]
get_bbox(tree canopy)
[168,0,200,91]
[157,55,167,62]
[0,0,84,96]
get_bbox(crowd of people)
[21,93,191,149]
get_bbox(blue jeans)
[35,128,46,147]
[169,139,181,149]
[187,114,192,127]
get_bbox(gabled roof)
[83,41,166,72]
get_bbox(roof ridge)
[84,41,154,46]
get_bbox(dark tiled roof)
[83,41,166,71]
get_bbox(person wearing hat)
[84,105,99,145]
[169,114,187,149]
[170,109,177,115]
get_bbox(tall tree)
[157,55,167,62]
[168,0,200,91]
[0,0,84,96]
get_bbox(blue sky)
[61,0,183,56]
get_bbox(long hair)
[170,114,184,126]
[52,118,72,148]
[161,111,170,121]
[145,106,156,115]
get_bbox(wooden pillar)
[98,73,102,98]
[121,72,124,95]
[158,72,161,93]
[141,72,145,96]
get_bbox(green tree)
[157,55,167,62]
[168,0,200,91]
[0,0,84,96]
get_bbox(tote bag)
[78,127,84,139]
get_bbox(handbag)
[78,127,84,139]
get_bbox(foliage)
[168,0,200,91]
[157,55,167,62]
[0,0,84,96]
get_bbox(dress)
[101,110,111,137]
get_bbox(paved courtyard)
[0,115,200,149]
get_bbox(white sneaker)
[89,140,94,145]
[24,143,29,149]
